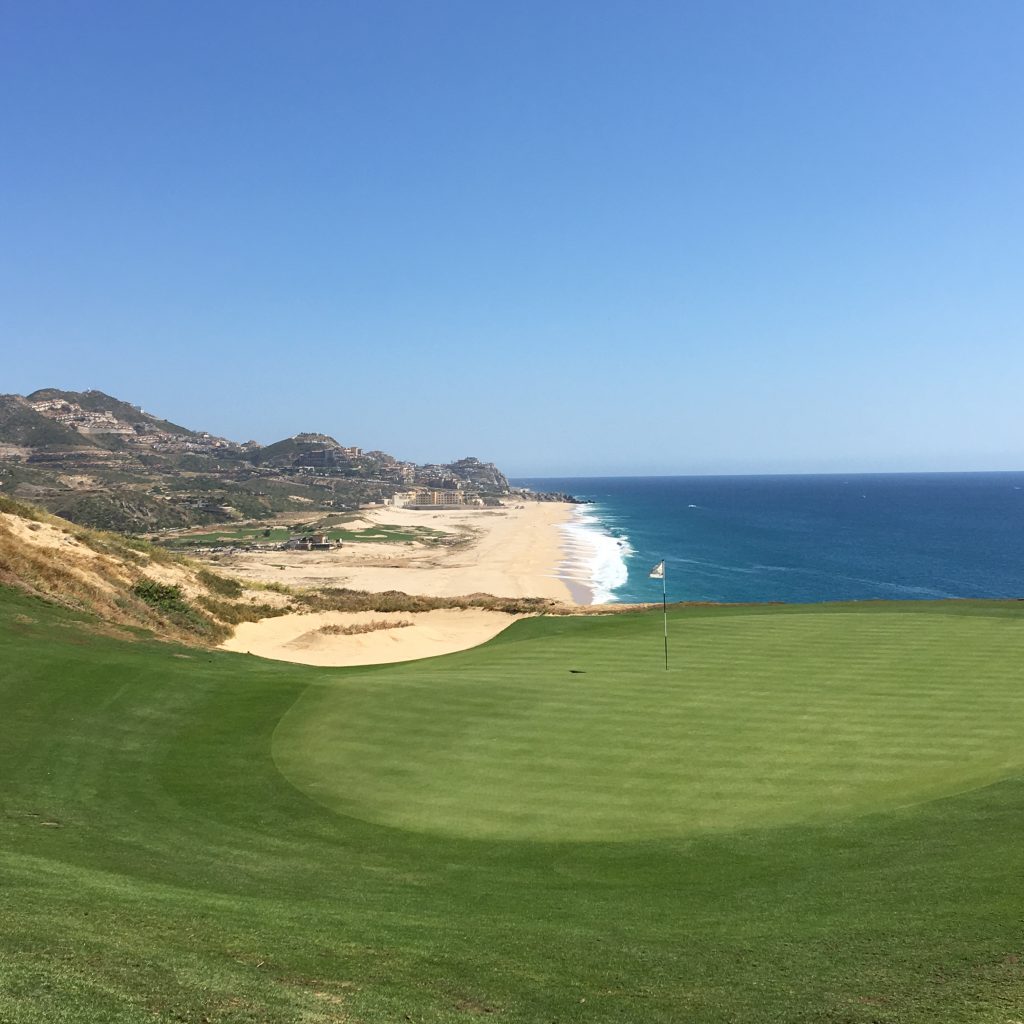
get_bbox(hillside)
[0,395,99,450]
[0,495,291,644]
[27,388,199,437]
[0,388,516,532]
[249,433,347,467]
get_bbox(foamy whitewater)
[557,506,633,604]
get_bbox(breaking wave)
[558,506,632,604]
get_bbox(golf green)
[274,606,1024,841]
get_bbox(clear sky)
[2,1,1022,476]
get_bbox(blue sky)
[2,1,1022,475]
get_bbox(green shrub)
[131,578,224,640]
[132,579,189,613]
[197,569,244,599]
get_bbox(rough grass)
[196,594,291,626]
[0,494,45,521]
[2,588,1024,1023]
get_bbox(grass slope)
[2,590,1023,1023]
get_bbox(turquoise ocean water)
[511,473,1024,605]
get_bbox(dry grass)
[0,498,286,646]
[292,587,563,616]
[317,619,414,636]
[196,595,292,626]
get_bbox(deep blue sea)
[512,473,1024,605]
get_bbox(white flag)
[649,560,665,579]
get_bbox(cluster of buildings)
[150,434,245,454]
[29,398,240,455]
[282,534,339,551]
[363,451,417,484]
[30,399,137,437]
[292,445,363,469]
[417,465,468,490]
[290,444,421,486]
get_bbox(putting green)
[272,606,1024,841]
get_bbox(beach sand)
[214,501,580,667]
[215,502,578,602]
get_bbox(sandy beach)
[214,501,581,667]
[215,501,579,602]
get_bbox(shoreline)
[552,508,597,605]
[553,504,632,605]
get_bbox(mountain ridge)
[0,388,516,532]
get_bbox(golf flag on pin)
[649,561,668,669]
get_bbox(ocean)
[511,473,1024,605]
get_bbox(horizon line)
[511,467,1024,480]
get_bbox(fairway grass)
[2,589,1024,1023]
[163,521,446,549]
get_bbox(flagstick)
[662,564,668,671]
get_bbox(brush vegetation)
[291,586,562,616]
